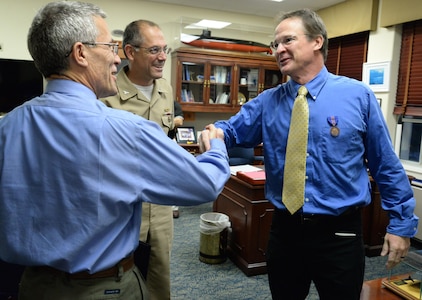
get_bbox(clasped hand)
[198,124,224,153]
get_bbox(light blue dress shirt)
[0,79,230,273]
[215,66,418,237]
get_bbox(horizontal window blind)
[394,20,422,116]
[326,32,369,81]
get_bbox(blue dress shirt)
[215,66,418,237]
[0,79,230,273]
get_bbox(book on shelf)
[226,71,231,84]
[214,66,228,84]
[188,90,195,102]
[183,65,188,81]
[181,89,188,102]
[216,92,229,104]
[181,89,194,102]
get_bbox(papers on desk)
[230,164,266,185]
[229,164,262,176]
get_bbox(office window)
[398,117,422,163]
[326,31,369,80]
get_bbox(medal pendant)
[330,126,340,137]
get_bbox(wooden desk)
[179,143,200,155]
[361,275,412,300]
[213,175,273,276]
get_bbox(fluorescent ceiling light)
[185,19,231,29]
[271,0,284,2]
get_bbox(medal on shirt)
[327,116,340,137]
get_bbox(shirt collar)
[286,66,329,101]
[45,79,97,102]
[116,66,170,101]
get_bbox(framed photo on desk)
[176,126,197,144]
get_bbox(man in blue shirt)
[0,2,230,299]
[212,8,418,300]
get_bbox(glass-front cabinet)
[179,60,233,106]
[171,47,285,113]
[237,65,283,105]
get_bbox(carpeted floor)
[170,202,419,300]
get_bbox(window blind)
[326,32,369,81]
[394,20,422,116]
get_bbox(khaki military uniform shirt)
[101,65,175,300]
[102,65,175,134]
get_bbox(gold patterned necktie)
[282,85,309,214]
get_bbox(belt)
[279,206,361,225]
[34,254,134,280]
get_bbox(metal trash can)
[199,212,231,264]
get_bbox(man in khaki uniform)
[102,20,174,300]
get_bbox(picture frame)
[175,126,197,144]
[362,61,391,92]
[383,276,421,300]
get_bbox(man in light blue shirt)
[0,2,230,299]
[213,8,418,300]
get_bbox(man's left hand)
[380,233,410,269]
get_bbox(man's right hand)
[199,124,224,153]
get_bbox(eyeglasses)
[270,34,309,50]
[131,45,172,55]
[82,42,119,55]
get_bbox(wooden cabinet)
[213,175,273,276]
[171,47,284,113]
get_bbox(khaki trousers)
[139,203,173,300]
[18,265,148,300]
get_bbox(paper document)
[229,164,262,176]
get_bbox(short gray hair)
[27,1,107,77]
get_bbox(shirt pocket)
[319,126,361,165]
[161,114,172,130]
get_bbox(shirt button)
[305,198,309,202]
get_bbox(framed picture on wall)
[362,61,391,92]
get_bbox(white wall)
[0,0,275,81]
[366,10,402,147]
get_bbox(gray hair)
[27,1,107,77]
[122,20,160,57]
[276,8,328,61]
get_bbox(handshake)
[198,124,225,153]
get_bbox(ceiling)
[144,0,346,18]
